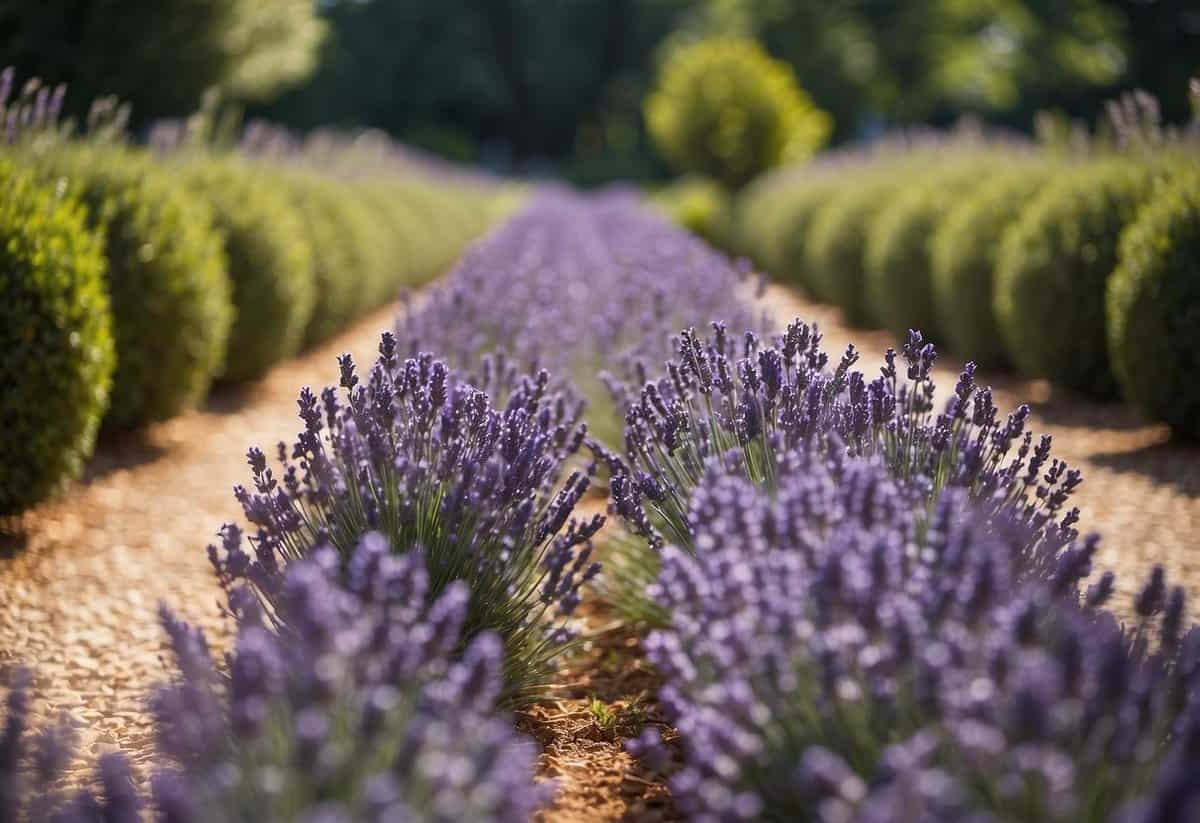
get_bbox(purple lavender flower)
[604,317,1082,625]
[155,534,552,821]
[397,189,763,447]
[630,446,1199,821]
[209,348,600,703]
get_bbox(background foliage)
[1,0,1195,180]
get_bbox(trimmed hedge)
[1107,167,1200,437]
[182,158,316,382]
[0,160,114,515]
[36,146,233,427]
[806,173,905,327]
[756,175,842,299]
[865,165,991,341]
[645,37,830,189]
[276,170,380,347]
[931,164,1051,369]
[995,159,1154,397]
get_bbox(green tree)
[0,0,324,121]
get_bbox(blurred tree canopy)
[0,0,1195,178]
[0,0,324,121]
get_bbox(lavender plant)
[632,451,1199,822]
[603,319,1080,623]
[1,535,552,822]
[154,534,551,822]
[209,334,602,703]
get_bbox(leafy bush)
[1108,167,1200,437]
[806,172,905,326]
[182,158,315,382]
[209,339,600,703]
[995,159,1155,396]
[275,170,379,347]
[865,165,989,341]
[36,145,232,427]
[931,163,1052,368]
[0,160,113,515]
[649,175,733,250]
[645,37,830,190]
[738,172,843,298]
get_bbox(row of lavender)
[5,189,1197,821]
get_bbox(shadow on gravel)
[1089,439,1200,499]
[0,520,29,559]
[85,429,170,484]
[1028,394,1154,433]
[204,381,268,417]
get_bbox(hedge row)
[0,139,504,516]
[735,142,1200,436]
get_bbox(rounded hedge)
[931,164,1051,369]
[183,158,316,382]
[761,176,843,298]
[645,37,830,190]
[865,166,988,342]
[994,159,1154,397]
[0,160,114,515]
[277,171,379,347]
[806,173,905,327]
[1107,167,1200,437]
[39,146,232,427]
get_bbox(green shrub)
[182,157,315,381]
[1107,167,1200,436]
[994,159,1154,397]
[650,176,733,250]
[347,182,409,307]
[0,160,114,515]
[806,172,905,326]
[931,164,1052,369]
[741,174,844,298]
[36,145,232,427]
[645,37,830,190]
[276,170,379,346]
[865,165,991,341]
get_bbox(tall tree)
[0,0,324,121]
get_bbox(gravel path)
[0,303,400,775]
[762,283,1200,612]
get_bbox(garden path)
[762,282,1200,613]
